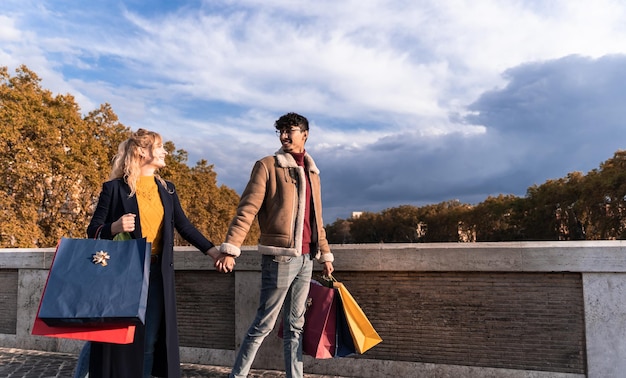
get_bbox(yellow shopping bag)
[328,277,382,354]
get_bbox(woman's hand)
[206,246,220,260]
[112,213,137,235]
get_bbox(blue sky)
[2,1,626,223]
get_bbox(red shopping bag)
[31,318,136,344]
[302,281,337,358]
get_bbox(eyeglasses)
[275,128,303,136]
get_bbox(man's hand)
[322,261,334,277]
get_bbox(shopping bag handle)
[94,225,131,241]
[319,274,337,288]
[94,225,104,240]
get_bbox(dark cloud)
[468,54,626,135]
[467,54,626,175]
[317,54,626,222]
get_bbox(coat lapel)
[118,182,142,239]
[157,181,173,224]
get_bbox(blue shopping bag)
[335,295,356,357]
[322,275,381,355]
[38,237,151,327]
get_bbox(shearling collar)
[274,148,320,174]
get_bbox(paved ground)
[0,347,345,378]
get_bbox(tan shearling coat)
[220,148,333,263]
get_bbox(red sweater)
[290,151,312,254]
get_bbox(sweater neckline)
[289,151,306,165]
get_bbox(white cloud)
[2,0,626,222]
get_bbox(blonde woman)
[75,129,220,378]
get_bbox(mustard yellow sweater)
[136,176,164,256]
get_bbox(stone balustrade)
[2,241,626,377]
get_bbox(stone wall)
[2,241,626,377]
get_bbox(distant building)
[351,211,363,219]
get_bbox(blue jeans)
[73,342,90,378]
[230,254,313,378]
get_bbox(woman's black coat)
[86,178,214,378]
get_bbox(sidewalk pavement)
[0,347,345,378]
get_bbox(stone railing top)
[2,240,626,272]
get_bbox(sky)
[2,0,626,223]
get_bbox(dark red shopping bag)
[303,281,337,358]
[279,280,337,359]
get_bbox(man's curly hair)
[274,112,309,131]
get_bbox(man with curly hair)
[217,112,335,378]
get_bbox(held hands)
[205,248,235,273]
[214,254,236,273]
[211,254,332,275]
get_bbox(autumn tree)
[0,65,128,247]
[0,65,254,248]
[160,144,259,246]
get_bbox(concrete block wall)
[2,241,626,377]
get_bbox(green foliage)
[329,151,626,243]
[160,149,260,246]
[470,194,527,241]
[0,65,254,248]
[348,212,383,243]
[325,218,353,244]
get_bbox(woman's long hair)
[109,128,168,197]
